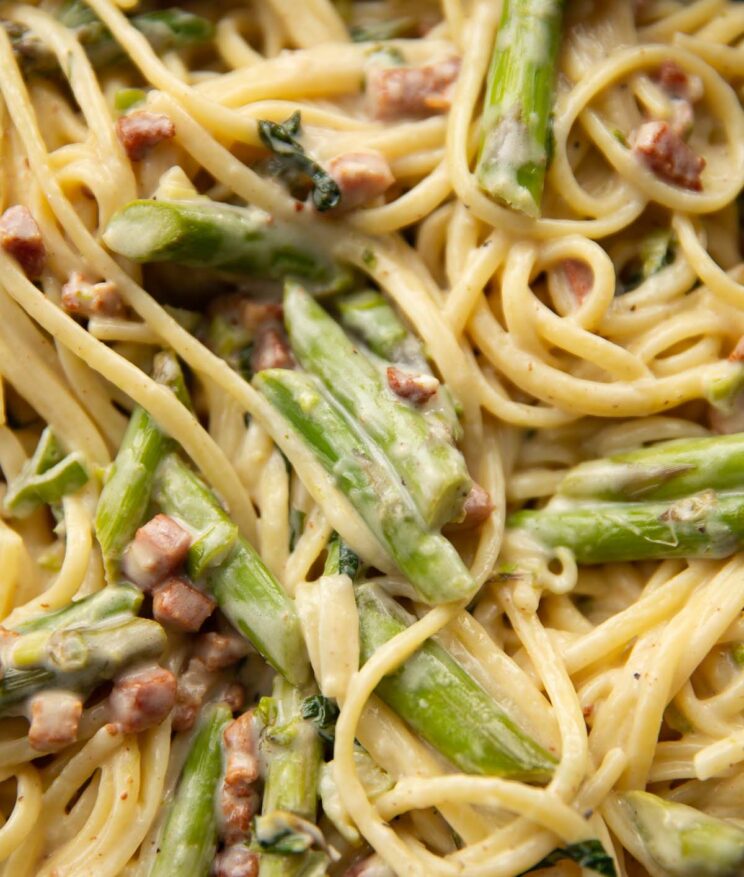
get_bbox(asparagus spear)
[149,702,232,877]
[94,351,186,580]
[475,0,565,216]
[12,584,143,634]
[152,453,310,687]
[507,490,744,564]
[255,677,327,877]
[558,434,744,502]
[0,618,166,713]
[5,6,214,77]
[620,791,744,877]
[356,583,556,780]
[4,427,89,518]
[254,368,476,605]
[102,200,354,293]
[333,289,461,440]
[283,282,471,529]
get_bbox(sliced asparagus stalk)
[333,289,461,440]
[356,583,556,781]
[94,351,186,580]
[284,282,470,528]
[149,702,232,877]
[5,5,214,77]
[4,427,89,518]
[323,532,360,580]
[507,490,744,564]
[152,453,310,686]
[254,368,476,605]
[475,0,565,216]
[103,200,354,293]
[558,434,744,502]
[620,791,744,877]
[255,676,327,877]
[0,618,166,713]
[12,584,143,634]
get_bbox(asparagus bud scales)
[254,368,476,604]
[476,0,565,216]
[621,791,744,877]
[149,702,232,877]
[284,281,471,529]
[356,583,556,781]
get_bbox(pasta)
[0,0,741,875]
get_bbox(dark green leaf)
[301,694,339,744]
[520,840,617,876]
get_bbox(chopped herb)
[520,840,617,876]
[362,248,378,270]
[301,694,339,744]
[257,111,341,212]
[613,128,629,147]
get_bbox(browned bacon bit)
[213,845,259,877]
[28,690,83,751]
[61,271,124,318]
[152,576,216,632]
[116,111,175,161]
[327,151,395,211]
[223,711,260,794]
[457,483,495,529]
[366,58,460,120]
[241,300,283,331]
[655,61,703,103]
[344,854,395,877]
[193,630,250,671]
[561,259,594,305]
[386,365,439,405]
[219,782,261,844]
[109,665,177,734]
[250,325,294,373]
[224,682,245,714]
[631,121,705,191]
[172,657,212,732]
[0,206,45,278]
[122,513,192,592]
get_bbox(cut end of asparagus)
[620,791,744,877]
[103,200,185,262]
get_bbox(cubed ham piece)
[344,855,395,877]
[457,483,494,529]
[122,514,192,591]
[116,111,175,161]
[631,121,705,191]
[152,576,216,632]
[194,630,250,671]
[219,783,261,845]
[366,58,460,120]
[327,151,394,211]
[223,711,260,794]
[61,271,124,318]
[172,657,212,732]
[241,301,283,331]
[0,206,45,278]
[655,60,703,103]
[109,665,177,734]
[386,366,439,405]
[213,845,259,877]
[28,690,83,751]
[223,682,245,714]
[561,259,594,304]
[250,325,293,373]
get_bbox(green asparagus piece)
[4,428,89,518]
[508,490,744,564]
[558,434,744,502]
[12,584,143,634]
[102,200,354,293]
[149,702,232,877]
[254,369,476,604]
[334,289,461,440]
[152,453,310,686]
[5,6,213,76]
[618,228,675,293]
[356,583,556,781]
[0,617,166,713]
[94,351,186,580]
[256,676,327,877]
[323,532,360,580]
[475,0,565,216]
[620,791,744,877]
[284,282,471,528]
